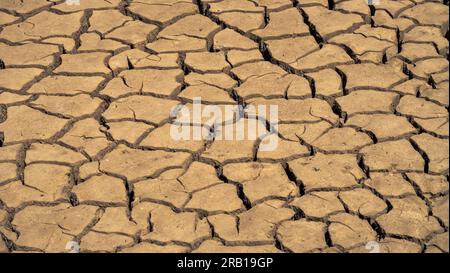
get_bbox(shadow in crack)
[0,104,5,146]
[0,105,6,123]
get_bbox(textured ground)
[0,0,449,253]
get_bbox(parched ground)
[0,0,448,253]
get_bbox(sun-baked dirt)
[0,0,448,253]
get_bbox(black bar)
[1,253,447,272]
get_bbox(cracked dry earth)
[0,0,449,254]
